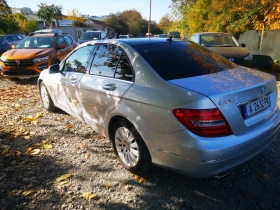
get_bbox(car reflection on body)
[38,38,280,178]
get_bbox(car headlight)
[244,54,252,61]
[33,55,50,63]
[0,57,7,62]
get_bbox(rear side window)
[133,41,237,80]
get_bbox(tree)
[0,0,20,33]
[170,0,280,38]
[105,13,129,35]
[158,14,173,33]
[66,9,87,27]
[119,9,145,36]
[14,13,39,34]
[36,3,63,29]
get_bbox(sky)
[6,0,172,23]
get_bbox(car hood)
[208,46,250,58]
[1,48,54,60]
[168,67,277,135]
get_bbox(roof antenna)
[167,35,172,43]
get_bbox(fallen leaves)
[56,174,72,182]
[22,190,35,196]
[1,145,10,155]
[82,192,98,201]
[22,113,43,122]
[134,175,146,184]
[256,172,270,179]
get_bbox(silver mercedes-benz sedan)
[38,38,280,178]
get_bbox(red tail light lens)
[173,108,233,137]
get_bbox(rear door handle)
[103,84,116,91]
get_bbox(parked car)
[77,31,107,44]
[38,38,280,178]
[0,34,24,48]
[0,33,77,78]
[0,40,11,56]
[118,34,134,39]
[154,34,168,38]
[190,32,253,67]
[34,29,64,34]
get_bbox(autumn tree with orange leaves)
[171,0,280,36]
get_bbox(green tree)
[66,9,87,27]
[14,13,39,34]
[0,0,20,33]
[105,12,129,35]
[36,3,63,29]
[120,9,144,36]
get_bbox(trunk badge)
[261,85,267,95]
[15,60,20,65]
[228,58,235,62]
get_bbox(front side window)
[89,44,120,77]
[63,46,94,73]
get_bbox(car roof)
[192,32,231,36]
[30,33,59,38]
[81,38,179,47]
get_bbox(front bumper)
[0,60,49,78]
[139,108,280,178]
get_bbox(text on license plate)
[244,95,271,118]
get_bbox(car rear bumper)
[140,109,280,178]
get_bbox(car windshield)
[200,34,239,47]
[81,32,100,40]
[16,37,54,49]
[0,36,4,41]
[133,41,237,80]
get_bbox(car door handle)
[103,84,116,91]
[70,78,77,84]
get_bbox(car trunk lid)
[168,68,277,135]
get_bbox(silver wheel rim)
[115,127,139,167]
[40,85,49,108]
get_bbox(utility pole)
[148,0,152,38]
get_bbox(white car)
[38,38,280,178]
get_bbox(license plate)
[244,95,271,118]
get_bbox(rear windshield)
[133,41,237,80]
[81,32,100,40]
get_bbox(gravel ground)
[0,76,280,210]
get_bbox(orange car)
[0,33,77,78]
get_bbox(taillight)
[173,108,233,137]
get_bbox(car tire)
[40,82,56,111]
[112,119,152,174]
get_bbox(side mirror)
[49,63,60,73]
[241,43,246,47]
